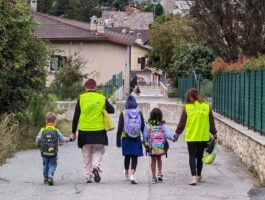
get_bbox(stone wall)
[158,103,182,124]
[57,101,76,121]
[116,101,150,120]
[214,113,265,183]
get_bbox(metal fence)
[178,71,201,101]
[213,70,265,135]
[105,72,123,97]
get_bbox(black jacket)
[72,92,115,148]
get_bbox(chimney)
[90,15,98,31]
[97,18,105,33]
[136,32,143,45]
[30,0,37,11]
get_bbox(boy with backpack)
[116,95,145,184]
[36,112,72,185]
[144,108,176,184]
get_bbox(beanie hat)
[125,95,137,109]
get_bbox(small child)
[36,112,71,185]
[144,108,175,184]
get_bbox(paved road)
[0,117,263,200]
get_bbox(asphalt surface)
[0,118,263,200]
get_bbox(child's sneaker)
[92,167,101,183]
[47,177,54,186]
[130,175,137,184]
[44,179,48,184]
[157,173,163,182]
[152,177,158,184]
[86,177,93,183]
[123,170,129,181]
[197,176,202,183]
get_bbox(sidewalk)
[0,121,260,200]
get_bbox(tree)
[37,0,55,14]
[148,15,195,71]
[66,0,101,21]
[190,0,265,62]
[141,2,163,16]
[171,44,214,80]
[0,0,49,114]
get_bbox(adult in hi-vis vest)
[71,79,115,183]
[174,88,217,186]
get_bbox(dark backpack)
[40,128,59,158]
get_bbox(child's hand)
[173,134,179,142]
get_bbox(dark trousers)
[124,156,138,170]
[187,142,207,176]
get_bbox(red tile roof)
[32,12,135,46]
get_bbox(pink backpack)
[148,124,166,156]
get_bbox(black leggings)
[124,156,138,170]
[187,142,207,176]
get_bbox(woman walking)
[71,79,115,183]
[174,88,217,185]
[116,95,144,184]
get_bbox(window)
[50,55,66,72]
[138,57,146,70]
[140,57,146,70]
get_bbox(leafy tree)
[148,15,195,71]
[0,0,49,114]
[190,0,265,62]
[50,53,86,100]
[66,0,101,21]
[141,2,163,16]
[37,0,55,14]
[171,44,214,80]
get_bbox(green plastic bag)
[202,145,216,164]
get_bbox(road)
[0,116,263,200]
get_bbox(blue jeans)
[42,157,57,180]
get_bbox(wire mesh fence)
[213,70,265,135]
[178,71,201,101]
[105,72,123,97]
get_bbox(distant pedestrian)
[144,108,176,184]
[134,85,141,96]
[174,88,217,185]
[116,95,144,184]
[130,76,138,94]
[71,79,115,183]
[36,112,72,186]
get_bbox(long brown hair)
[185,88,202,104]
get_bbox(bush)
[168,89,178,98]
[212,56,250,74]
[244,56,265,70]
[50,53,85,100]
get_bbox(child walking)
[116,95,145,184]
[144,108,175,184]
[36,112,71,185]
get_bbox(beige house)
[33,12,136,97]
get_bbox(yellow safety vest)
[79,92,105,131]
[185,101,210,142]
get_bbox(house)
[102,10,159,85]
[33,12,136,97]
[161,0,194,16]
[102,10,154,30]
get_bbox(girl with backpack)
[144,108,175,184]
[116,95,145,184]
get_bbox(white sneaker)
[130,175,137,184]
[189,176,197,185]
[123,170,129,181]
